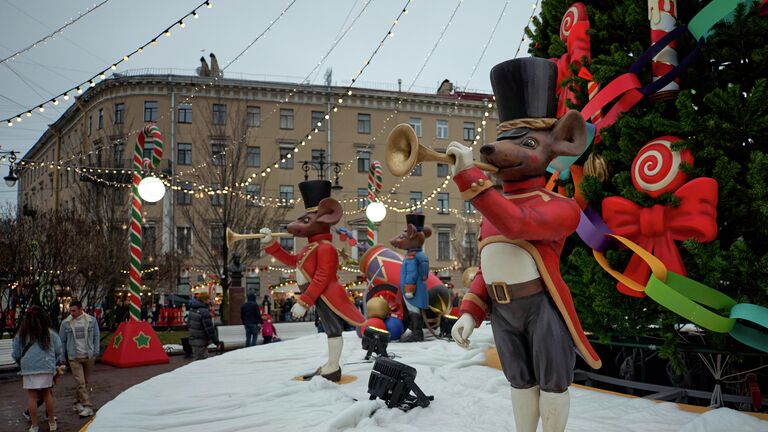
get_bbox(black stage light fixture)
[439,314,458,339]
[367,356,434,411]
[362,326,390,360]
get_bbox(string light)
[0,0,112,65]
[0,0,215,125]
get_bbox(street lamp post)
[1,151,18,187]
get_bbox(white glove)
[259,227,273,245]
[291,302,307,319]
[451,313,476,349]
[446,141,474,176]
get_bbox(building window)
[280,109,294,129]
[247,106,261,127]
[463,200,475,214]
[143,142,154,161]
[464,232,477,261]
[357,188,368,209]
[436,120,449,139]
[437,231,452,261]
[212,103,227,125]
[246,237,260,257]
[177,226,192,256]
[211,141,225,166]
[178,103,192,124]
[357,113,371,134]
[87,116,92,136]
[279,185,294,207]
[177,143,192,165]
[177,184,192,205]
[409,118,422,137]
[463,122,475,141]
[144,101,158,122]
[311,111,325,131]
[357,150,370,173]
[412,163,422,176]
[114,103,124,124]
[97,109,103,130]
[437,163,449,177]
[279,145,294,169]
[210,183,224,206]
[437,192,449,214]
[113,141,124,167]
[311,149,325,166]
[143,225,156,257]
[247,146,260,167]
[246,184,261,207]
[409,191,422,211]
[280,236,294,253]
[210,225,225,255]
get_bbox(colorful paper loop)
[592,234,667,295]
[576,207,614,252]
[729,303,768,353]
[688,0,749,40]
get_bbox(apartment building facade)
[19,70,497,297]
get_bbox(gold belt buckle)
[491,282,510,304]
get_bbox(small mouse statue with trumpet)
[385,57,601,432]
[229,179,366,383]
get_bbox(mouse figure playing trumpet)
[386,57,601,432]
[256,180,366,382]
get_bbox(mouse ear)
[550,110,587,157]
[315,198,343,225]
[406,224,416,237]
[422,226,432,238]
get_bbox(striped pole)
[366,161,383,247]
[129,125,163,321]
[648,0,679,99]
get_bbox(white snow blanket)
[87,325,766,432]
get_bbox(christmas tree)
[528,0,768,372]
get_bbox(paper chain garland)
[577,209,768,353]
[547,0,757,179]
[129,125,163,321]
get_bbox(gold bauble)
[366,296,389,319]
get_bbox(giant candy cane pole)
[129,125,163,321]
[366,161,383,247]
[648,0,679,100]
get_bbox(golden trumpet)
[385,123,498,177]
[226,228,292,249]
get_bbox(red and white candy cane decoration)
[648,0,680,99]
[129,125,163,321]
[366,161,383,247]
[631,136,693,198]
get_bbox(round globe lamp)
[138,176,166,202]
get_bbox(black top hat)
[490,57,558,139]
[298,180,331,212]
[405,214,426,232]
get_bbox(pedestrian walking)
[13,306,64,432]
[187,292,222,360]
[58,300,99,418]
[261,314,277,344]
[240,293,263,347]
[261,294,272,315]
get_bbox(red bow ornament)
[602,177,719,297]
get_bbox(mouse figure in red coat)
[447,57,602,432]
[260,180,366,382]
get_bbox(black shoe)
[321,368,342,382]
[300,367,322,381]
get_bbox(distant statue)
[209,53,222,78]
[437,79,454,95]
[228,252,245,287]
[197,56,211,77]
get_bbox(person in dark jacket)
[186,293,221,360]
[240,293,263,347]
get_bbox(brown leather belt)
[487,278,545,304]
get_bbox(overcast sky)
[0,0,538,206]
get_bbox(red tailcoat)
[455,169,602,369]
[264,233,366,326]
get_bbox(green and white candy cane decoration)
[129,125,163,321]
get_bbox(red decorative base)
[102,320,169,368]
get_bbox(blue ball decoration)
[384,316,404,340]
